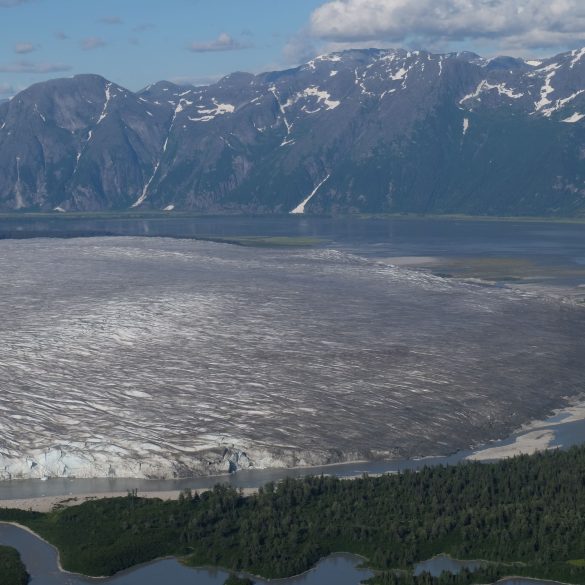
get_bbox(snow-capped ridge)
[4,44,585,214]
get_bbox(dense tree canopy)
[0,546,28,585]
[2,447,585,582]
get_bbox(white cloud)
[188,32,252,53]
[283,31,319,65]
[0,60,71,73]
[310,0,585,53]
[14,42,36,54]
[0,83,19,98]
[80,37,107,51]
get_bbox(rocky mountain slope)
[1,47,585,215]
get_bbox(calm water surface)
[414,554,484,576]
[0,523,372,585]
[0,524,570,585]
[1,215,585,285]
[413,556,566,585]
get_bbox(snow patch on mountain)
[318,54,341,63]
[541,90,585,117]
[391,67,409,81]
[132,97,193,208]
[174,99,193,114]
[306,53,343,70]
[269,85,293,138]
[34,105,45,123]
[460,80,524,106]
[290,174,330,214]
[188,100,235,122]
[562,112,585,123]
[284,87,339,111]
[300,87,340,110]
[570,47,585,68]
[534,65,560,112]
[96,83,112,124]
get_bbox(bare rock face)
[0,75,172,212]
[1,47,585,215]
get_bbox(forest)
[0,546,28,585]
[2,446,585,583]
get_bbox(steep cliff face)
[0,74,172,211]
[1,47,585,215]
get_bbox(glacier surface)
[1,237,584,479]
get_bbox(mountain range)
[1,47,585,215]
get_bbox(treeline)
[366,567,509,585]
[3,446,585,581]
[0,546,29,585]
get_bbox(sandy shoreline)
[0,487,259,513]
[466,430,556,462]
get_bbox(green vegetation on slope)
[3,448,585,581]
[0,546,29,585]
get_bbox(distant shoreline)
[0,211,584,224]
[0,487,260,514]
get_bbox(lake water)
[0,522,373,585]
[414,554,484,576]
[2,216,585,285]
[413,556,567,585]
[0,523,570,585]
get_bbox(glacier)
[1,237,584,480]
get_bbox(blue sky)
[0,0,323,96]
[2,0,585,99]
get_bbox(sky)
[2,0,585,99]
